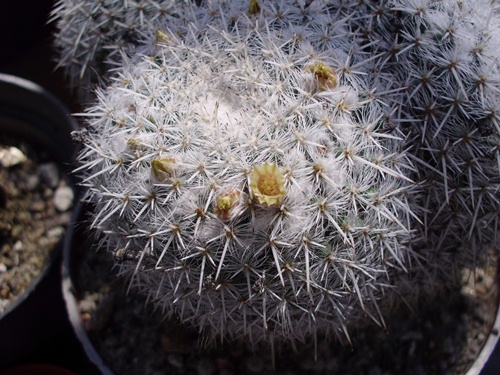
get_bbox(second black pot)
[0,73,83,370]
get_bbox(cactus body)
[331,0,500,297]
[75,0,418,345]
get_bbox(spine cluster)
[55,0,500,346]
[50,0,187,86]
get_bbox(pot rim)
[61,198,114,375]
[0,73,79,165]
[464,258,500,375]
[0,73,78,320]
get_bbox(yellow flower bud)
[214,189,240,221]
[248,0,261,15]
[151,157,176,180]
[309,62,338,90]
[127,137,145,151]
[249,163,287,206]
[156,29,170,44]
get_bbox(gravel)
[0,140,74,314]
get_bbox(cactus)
[50,0,189,87]
[74,0,419,346]
[341,0,500,296]
[67,0,500,350]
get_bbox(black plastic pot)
[62,199,114,375]
[0,363,78,375]
[467,281,500,375]
[0,73,83,369]
[62,198,500,375]
[0,73,77,167]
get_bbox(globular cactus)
[75,0,419,346]
[328,0,500,299]
[50,0,188,87]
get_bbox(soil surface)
[0,138,74,315]
[71,224,499,375]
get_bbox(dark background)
[0,0,80,112]
[0,1,94,373]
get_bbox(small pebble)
[0,146,27,167]
[475,284,487,295]
[13,241,23,252]
[30,199,45,212]
[11,225,23,238]
[47,226,65,240]
[24,174,40,191]
[53,185,74,212]
[38,162,60,188]
[43,187,54,199]
[38,237,49,247]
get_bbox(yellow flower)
[309,62,338,90]
[151,157,176,180]
[214,189,240,221]
[249,163,287,206]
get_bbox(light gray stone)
[0,146,27,167]
[53,185,74,212]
